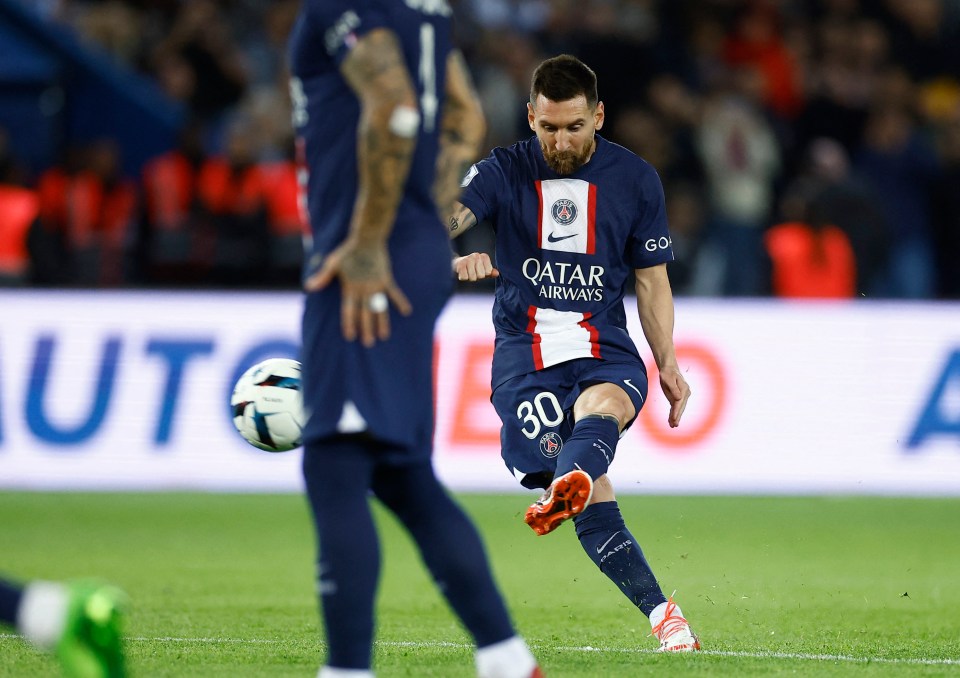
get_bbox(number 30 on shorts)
[516,392,565,439]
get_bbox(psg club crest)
[550,198,578,225]
[539,431,563,458]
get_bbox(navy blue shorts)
[491,358,648,488]
[300,236,453,462]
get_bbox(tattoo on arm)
[448,203,477,238]
[433,50,485,220]
[340,29,417,243]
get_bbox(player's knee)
[575,384,636,428]
[588,474,615,505]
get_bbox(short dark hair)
[530,55,598,109]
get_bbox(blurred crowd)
[1,0,959,298]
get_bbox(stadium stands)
[0,0,958,297]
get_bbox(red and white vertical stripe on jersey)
[535,178,597,254]
[526,306,601,370]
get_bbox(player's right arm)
[449,202,498,281]
[306,27,415,346]
[448,201,478,238]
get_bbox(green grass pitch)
[1,491,959,676]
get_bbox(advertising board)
[1,291,957,495]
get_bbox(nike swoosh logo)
[623,379,645,403]
[596,530,622,554]
[547,232,577,243]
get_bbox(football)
[231,358,304,452]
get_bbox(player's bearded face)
[540,139,594,175]
[529,94,604,175]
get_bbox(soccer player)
[0,575,126,676]
[450,54,701,652]
[288,2,542,677]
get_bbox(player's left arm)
[634,263,690,428]
[433,50,485,223]
[430,51,496,282]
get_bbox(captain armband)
[388,105,421,138]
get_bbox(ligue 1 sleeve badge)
[539,431,563,458]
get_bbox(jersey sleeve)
[625,166,675,269]
[457,149,511,225]
[305,0,389,65]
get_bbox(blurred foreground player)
[0,576,126,677]
[451,55,700,652]
[288,2,541,676]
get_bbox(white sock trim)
[318,667,374,678]
[649,600,685,630]
[649,601,668,629]
[476,636,536,678]
[17,581,69,650]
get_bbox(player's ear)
[594,101,605,130]
[527,102,536,131]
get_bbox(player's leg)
[569,483,700,651]
[0,577,23,627]
[302,435,381,673]
[523,380,632,535]
[370,460,541,678]
[507,360,699,649]
[1,576,127,676]
[566,372,699,651]
[560,381,635,479]
[489,367,589,536]
[569,487,671,614]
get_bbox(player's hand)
[658,365,691,428]
[453,252,499,281]
[305,239,412,347]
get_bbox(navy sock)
[555,414,620,481]
[302,437,380,670]
[372,462,515,648]
[573,502,667,617]
[0,578,23,628]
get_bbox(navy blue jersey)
[458,135,674,390]
[288,0,453,274]
[289,0,457,453]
